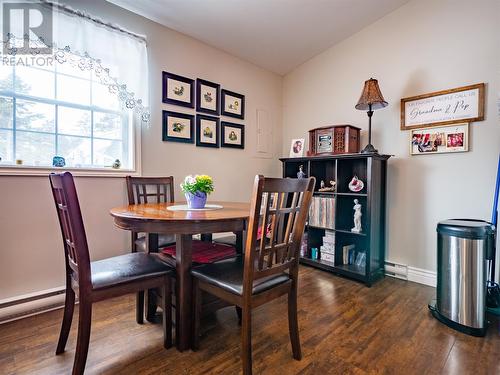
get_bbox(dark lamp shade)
[355,78,388,111]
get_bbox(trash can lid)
[437,219,495,239]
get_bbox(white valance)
[2,1,150,123]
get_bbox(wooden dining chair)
[191,175,315,375]
[50,172,174,375]
[126,176,176,252]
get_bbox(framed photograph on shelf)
[221,89,245,119]
[289,138,305,157]
[162,72,194,108]
[410,123,469,155]
[196,114,220,148]
[196,79,220,115]
[162,110,194,143]
[221,121,245,149]
[401,83,484,130]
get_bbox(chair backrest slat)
[49,172,92,292]
[126,176,175,204]
[243,175,315,296]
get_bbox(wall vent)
[385,261,408,280]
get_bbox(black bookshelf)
[280,153,390,286]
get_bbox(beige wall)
[283,0,500,272]
[3,0,500,302]
[0,0,283,300]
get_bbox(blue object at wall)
[52,156,66,167]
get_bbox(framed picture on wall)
[196,79,220,115]
[410,123,469,155]
[221,89,245,119]
[162,110,194,143]
[196,114,220,148]
[221,121,245,149]
[162,72,194,108]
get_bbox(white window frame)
[0,64,141,177]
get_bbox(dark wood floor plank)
[0,266,499,375]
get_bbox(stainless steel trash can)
[429,219,495,336]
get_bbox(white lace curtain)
[3,1,150,122]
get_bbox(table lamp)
[355,78,388,154]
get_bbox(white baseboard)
[0,286,66,324]
[407,266,437,287]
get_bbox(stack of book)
[308,197,335,229]
[342,244,356,265]
[320,230,335,264]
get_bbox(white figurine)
[352,199,362,233]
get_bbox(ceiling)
[107,0,411,75]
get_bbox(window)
[0,59,134,170]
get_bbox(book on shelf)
[300,232,308,257]
[320,252,335,264]
[342,244,355,264]
[323,230,335,244]
[308,196,335,229]
[320,246,334,255]
[348,249,355,264]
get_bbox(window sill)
[0,164,140,177]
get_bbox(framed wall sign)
[196,79,220,115]
[401,83,484,130]
[221,121,245,149]
[410,123,469,155]
[162,110,194,143]
[196,114,220,148]
[162,72,194,108]
[221,89,245,119]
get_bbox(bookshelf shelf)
[281,153,390,286]
[334,229,367,236]
[335,192,368,197]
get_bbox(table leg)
[175,234,193,351]
[146,233,159,323]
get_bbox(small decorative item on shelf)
[355,252,366,268]
[311,247,319,260]
[289,138,305,157]
[112,159,121,169]
[297,165,306,179]
[16,159,23,165]
[318,180,336,192]
[52,156,65,167]
[307,125,360,156]
[180,174,214,209]
[348,175,364,192]
[352,199,362,233]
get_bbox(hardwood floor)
[1,266,499,374]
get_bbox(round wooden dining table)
[110,201,250,351]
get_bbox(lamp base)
[361,143,378,154]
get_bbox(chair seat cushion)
[191,256,290,296]
[91,253,174,290]
[161,240,236,264]
[135,234,176,252]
